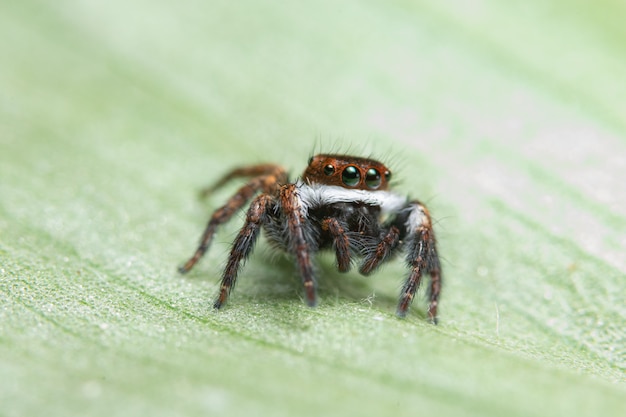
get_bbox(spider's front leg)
[214,194,273,309]
[280,184,318,306]
[397,201,442,323]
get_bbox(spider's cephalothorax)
[179,154,442,322]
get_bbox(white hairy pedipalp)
[296,182,407,214]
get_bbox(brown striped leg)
[200,164,287,198]
[214,194,272,309]
[321,218,352,272]
[427,266,442,324]
[280,184,317,307]
[397,202,441,323]
[179,172,283,274]
[359,226,400,275]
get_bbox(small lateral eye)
[323,164,335,176]
[365,168,381,189]
[384,170,391,181]
[341,166,360,186]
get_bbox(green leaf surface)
[1,1,625,416]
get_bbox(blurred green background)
[1,1,625,416]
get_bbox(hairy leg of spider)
[179,175,280,274]
[359,226,400,275]
[427,252,442,324]
[397,202,441,323]
[281,184,317,306]
[199,164,287,198]
[214,194,272,309]
[321,218,352,272]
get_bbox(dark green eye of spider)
[323,164,335,176]
[365,168,381,189]
[341,165,360,186]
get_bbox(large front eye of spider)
[341,165,360,186]
[365,168,382,189]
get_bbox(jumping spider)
[179,154,442,322]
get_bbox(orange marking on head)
[302,154,392,190]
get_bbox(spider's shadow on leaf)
[181,240,426,320]
[243,249,402,312]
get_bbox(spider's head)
[303,154,392,190]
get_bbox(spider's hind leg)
[214,194,273,309]
[179,165,287,274]
[199,163,286,198]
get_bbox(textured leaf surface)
[1,1,625,416]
